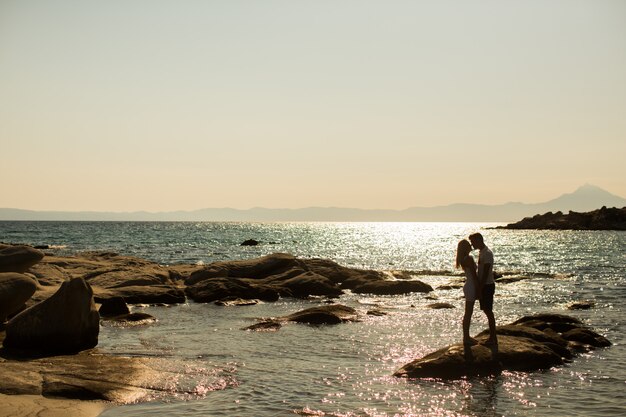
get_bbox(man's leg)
[480,284,497,345]
[485,310,497,343]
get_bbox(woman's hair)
[456,239,472,268]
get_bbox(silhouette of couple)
[456,233,497,348]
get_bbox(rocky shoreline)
[0,243,613,415]
[496,206,626,230]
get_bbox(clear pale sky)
[1,0,625,211]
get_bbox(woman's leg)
[463,299,476,344]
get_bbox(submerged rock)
[281,304,359,325]
[3,277,100,354]
[240,239,260,246]
[0,273,38,323]
[394,313,610,379]
[352,280,433,295]
[426,302,456,309]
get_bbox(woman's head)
[456,239,472,268]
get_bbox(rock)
[568,301,595,310]
[394,313,610,380]
[352,280,433,295]
[263,271,343,298]
[95,285,186,305]
[561,328,611,347]
[426,302,456,309]
[394,333,566,379]
[367,309,387,316]
[243,321,282,331]
[496,275,529,284]
[101,312,157,326]
[496,206,626,230]
[98,297,130,317]
[37,252,185,305]
[215,298,259,306]
[0,244,45,273]
[3,277,100,354]
[0,351,179,403]
[186,253,299,285]
[511,313,582,326]
[0,273,38,323]
[281,304,358,325]
[186,253,387,291]
[185,278,280,303]
[240,239,260,246]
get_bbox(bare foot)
[482,338,498,347]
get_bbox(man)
[469,232,497,347]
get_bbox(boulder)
[98,297,131,317]
[215,298,259,306]
[352,280,433,295]
[185,253,299,285]
[0,244,45,273]
[240,239,260,246]
[0,273,38,323]
[426,302,456,309]
[264,271,343,298]
[94,285,186,305]
[101,312,157,326]
[280,304,358,325]
[185,278,280,303]
[568,301,595,310]
[186,253,387,290]
[3,277,100,354]
[394,314,610,380]
[561,328,611,347]
[242,321,282,331]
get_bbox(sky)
[1,0,625,212]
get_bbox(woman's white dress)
[462,255,477,302]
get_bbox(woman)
[456,239,479,345]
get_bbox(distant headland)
[496,206,626,230]
[1,184,625,222]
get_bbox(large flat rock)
[394,314,610,379]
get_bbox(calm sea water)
[1,221,624,416]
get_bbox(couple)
[456,233,497,347]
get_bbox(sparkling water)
[2,221,624,416]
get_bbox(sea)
[1,221,624,417]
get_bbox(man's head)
[469,233,485,250]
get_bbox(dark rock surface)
[240,239,260,246]
[352,280,433,295]
[394,313,610,379]
[98,296,130,317]
[497,206,626,230]
[426,302,456,309]
[245,304,359,330]
[281,304,359,325]
[185,278,280,303]
[0,273,38,322]
[185,253,397,301]
[0,349,175,403]
[3,278,100,354]
[0,244,44,273]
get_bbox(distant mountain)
[1,184,625,222]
